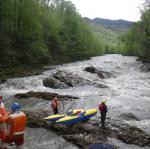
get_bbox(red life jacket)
[5,111,26,143]
[99,104,107,113]
[51,100,59,109]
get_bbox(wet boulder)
[43,77,68,89]
[140,63,150,72]
[118,126,150,146]
[0,79,6,84]
[84,66,98,74]
[43,71,95,89]
[95,83,108,88]
[119,113,139,121]
[24,110,49,128]
[15,91,79,101]
[43,70,108,89]
[84,66,113,79]
[53,71,94,87]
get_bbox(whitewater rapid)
[0,54,150,149]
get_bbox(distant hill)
[85,17,134,47]
[85,17,134,30]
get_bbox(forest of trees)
[122,0,150,61]
[0,0,102,69]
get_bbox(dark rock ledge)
[15,91,79,101]
[84,66,114,79]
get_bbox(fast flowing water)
[0,54,150,149]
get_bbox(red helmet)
[0,96,2,99]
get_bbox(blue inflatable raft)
[44,109,84,122]
[56,109,97,125]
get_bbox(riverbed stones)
[117,126,150,146]
[43,77,68,89]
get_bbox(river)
[0,54,150,149]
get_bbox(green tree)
[123,0,150,60]
[0,0,103,70]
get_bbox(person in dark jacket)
[99,99,107,127]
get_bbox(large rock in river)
[43,71,108,89]
[53,71,94,87]
[140,63,150,72]
[84,66,113,79]
[0,79,6,84]
[43,77,68,89]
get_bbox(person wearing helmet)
[4,103,26,149]
[99,99,107,128]
[51,97,60,114]
[0,96,8,149]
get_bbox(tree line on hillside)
[0,0,102,68]
[121,0,150,61]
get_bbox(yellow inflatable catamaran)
[56,109,97,125]
[44,109,84,122]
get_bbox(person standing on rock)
[51,97,59,114]
[99,99,107,128]
[4,103,26,149]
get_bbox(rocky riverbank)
[25,110,150,148]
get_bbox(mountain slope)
[85,17,134,47]
[93,18,134,29]
[85,17,134,30]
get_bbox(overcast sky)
[69,0,144,21]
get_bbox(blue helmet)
[11,103,20,111]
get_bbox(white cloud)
[70,0,144,21]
